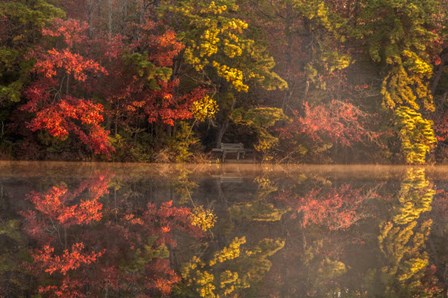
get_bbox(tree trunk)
[87,0,94,38]
[108,0,113,39]
[215,96,235,146]
[216,119,229,146]
[282,2,294,111]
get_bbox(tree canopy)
[2,0,448,164]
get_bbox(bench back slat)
[220,143,244,150]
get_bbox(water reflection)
[0,163,446,297]
[379,168,442,296]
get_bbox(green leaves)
[125,52,173,86]
[0,0,63,103]
[231,107,287,153]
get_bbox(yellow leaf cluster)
[171,0,286,92]
[395,106,436,164]
[190,205,217,231]
[209,236,246,266]
[212,61,248,92]
[191,95,219,122]
[378,168,434,292]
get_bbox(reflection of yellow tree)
[379,168,438,295]
[179,236,285,297]
[172,166,199,204]
[229,176,287,222]
[176,175,286,297]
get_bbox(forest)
[1,0,448,164]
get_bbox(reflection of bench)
[212,143,247,162]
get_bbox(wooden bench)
[212,143,247,162]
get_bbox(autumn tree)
[161,0,288,149]
[20,17,114,157]
[357,0,442,164]
[0,1,64,157]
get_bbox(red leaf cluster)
[42,18,88,47]
[33,242,105,275]
[280,100,377,147]
[21,18,112,157]
[34,48,107,81]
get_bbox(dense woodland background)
[2,0,448,164]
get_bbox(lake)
[0,162,447,297]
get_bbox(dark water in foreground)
[0,162,447,297]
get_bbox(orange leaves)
[133,21,185,67]
[28,184,104,226]
[34,48,107,82]
[24,174,110,229]
[30,107,70,139]
[36,19,107,81]
[21,17,113,157]
[42,18,88,48]
[142,84,208,126]
[146,259,181,295]
[277,185,371,230]
[33,242,105,275]
[112,21,204,127]
[281,99,377,147]
[38,277,84,298]
[21,174,206,297]
[23,96,113,155]
[152,30,185,67]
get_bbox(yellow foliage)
[212,61,249,92]
[181,236,284,297]
[190,205,217,232]
[209,236,246,266]
[378,168,434,293]
[191,95,219,122]
[170,0,287,92]
[395,106,436,164]
[220,270,239,295]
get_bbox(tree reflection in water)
[20,172,212,297]
[379,168,443,296]
[0,165,447,297]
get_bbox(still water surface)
[0,162,447,297]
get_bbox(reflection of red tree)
[38,276,84,298]
[27,185,103,226]
[21,174,204,297]
[33,242,105,275]
[276,185,372,230]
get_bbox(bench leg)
[237,152,240,160]
[222,152,226,162]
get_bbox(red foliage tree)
[280,99,377,147]
[103,20,208,131]
[21,18,113,157]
